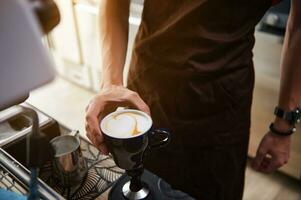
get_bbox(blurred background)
[25,0,301,199]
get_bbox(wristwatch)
[274,106,301,125]
[269,106,301,136]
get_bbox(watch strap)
[269,123,296,136]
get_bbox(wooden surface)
[244,160,301,200]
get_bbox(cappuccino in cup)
[100,109,170,171]
[100,109,152,138]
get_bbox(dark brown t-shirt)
[128,0,272,145]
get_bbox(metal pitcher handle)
[70,130,80,138]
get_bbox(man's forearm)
[274,0,301,130]
[99,0,130,88]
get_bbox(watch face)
[274,107,301,124]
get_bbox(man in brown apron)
[85,0,301,199]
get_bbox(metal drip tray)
[0,104,123,199]
[0,148,64,199]
[0,137,123,199]
[0,104,52,147]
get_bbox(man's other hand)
[252,131,291,173]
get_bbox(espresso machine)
[0,0,61,199]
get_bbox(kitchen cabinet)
[51,0,81,64]
[48,0,143,91]
[74,0,143,91]
[249,32,301,180]
[74,0,101,91]
[48,0,92,89]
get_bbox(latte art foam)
[101,110,151,138]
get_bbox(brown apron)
[127,0,278,199]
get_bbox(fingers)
[265,153,288,173]
[261,157,271,171]
[252,146,279,173]
[86,115,101,146]
[252,147,289,173]
[102,87,150,115]
[85,103,101,145]
[257,156,284,173]
[252,145,268,170]
[86,124,109,155]
[252,132,290,173]
[256,155,272,173]
[85,101,109,155]
[124,91,151,115]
